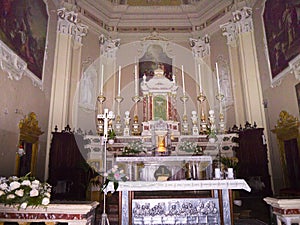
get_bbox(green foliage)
[108,129,116,139]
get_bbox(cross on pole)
[97,108,115,225]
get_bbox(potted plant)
[108,129,116,144]
[207,128,218,143]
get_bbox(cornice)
[73,0,235,35]
[0,41,43,89]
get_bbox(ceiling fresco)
[127,0,182,6]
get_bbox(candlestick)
[215,62,221,93]
[118,66,121,96]
[101,64,104,94]
[181,65,185,94]
[198,63,202,93]
[135,65,138,96]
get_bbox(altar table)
[0,201,99,225]
[106,179,250,225]
[264,197,300,225]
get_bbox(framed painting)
[139,44,173,81]
[296,82,300,115]
[263,0,300,81]
[0,0,48,80]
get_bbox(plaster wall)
[253,1,300,194]
[0,0,57,180]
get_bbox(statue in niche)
[217,56,233,109]
[79,68,96,110]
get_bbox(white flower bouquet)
[178,141,198,153]
[122,140,146,155]
[0,173,51,209]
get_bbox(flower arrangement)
[0,173,51,209]
[178,141,198,153]
[122,140,146,155]
[220,156,239,171]
[102,165,129,193]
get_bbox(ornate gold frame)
[15,112,44,176]
[272,110,300,187]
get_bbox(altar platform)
[0,201,99,225]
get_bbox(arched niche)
[15,112,44,177]
[272,110,300,189]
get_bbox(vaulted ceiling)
[56,0,251,41]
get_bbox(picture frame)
[296,82,300,115]
[263,0,300,83]
[0,0,48,80]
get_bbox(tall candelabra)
[132,95,141,135]
[114,95,124,135]
[97,108,115,225]
[197,92,207,134]
[216,93,225,134]
[180,94,189,135]
[97,94,106,135]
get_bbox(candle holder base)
[197,92,206,103]
[115,95,124,103]
[132,95,141,103]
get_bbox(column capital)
[189,35,210,58]
[233,7,253,33]
[57,8,88,43]
[99,34,121,58]
[221,7,253,45]
[220,22,238,45]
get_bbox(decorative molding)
[221,6,253,46]
[289,54,300,81]
[271,60,298,88]
[99,34,121,58]
[0,40,43,88]
[57,8,88,44]
[189,35,210,58]
[0,41,27,81]
[137,32,174,61]
[220,22,238,46]
[232,7,253,33]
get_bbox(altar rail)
[264,197,300,225]
[0,201,99,225]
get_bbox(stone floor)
[233,196,273,225]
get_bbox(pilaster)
[221,7,266,129]
[45,8,87,180]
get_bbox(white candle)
[198,63,202,93]
[100,64,104,94]
[118,66,121,96]
[181,65,185,94]
[227,168,234,179]
[215,168,221,179]
[134,65,138,96]
[215,62,221,93]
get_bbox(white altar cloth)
[106,179,251,193]
[107,179,250,225]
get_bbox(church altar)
[105,180,250,225]
[0,201,99,225]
